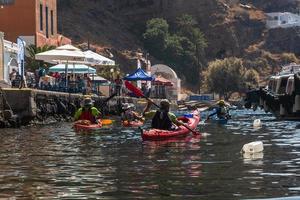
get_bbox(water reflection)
[0,109,300,199]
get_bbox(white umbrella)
[35,44,85,63]
[84,50,115,66]
[35,44,86,88]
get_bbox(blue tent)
[123,68,154,81]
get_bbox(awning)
[123,68,154,81]
[49,64,96,74]
[153,76,173,86]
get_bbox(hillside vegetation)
[57,0,300,92]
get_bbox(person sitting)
[74,98,101,124]
[207,100,230,120]
[143,99,182,130]
[121,103,143,123]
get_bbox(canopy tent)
[84,50,115,66]
[49,64,96,74]
[123,68,154,81]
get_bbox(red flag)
[124,81,144,97]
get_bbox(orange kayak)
[73,120,102,132]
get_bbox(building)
[151,64,181,101]
[0,0,70,47]
[0,31,19,87]
[266,12,300,29]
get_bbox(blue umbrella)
[49,64,96,74]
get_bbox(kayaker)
[143,99,182,130]
[207,100,229,120]
[121,103,144,123]
[74,97,101,124]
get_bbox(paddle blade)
[124,81,144,97]
[102,119,113,125]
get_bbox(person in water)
[143,99,183,130]
[207,100,229,120]
[121,103,144,123]
[74,98,101,124]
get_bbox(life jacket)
[217,106,228,119]
[151,110,173,130]
[122,110,135,121]
[79,107,96,123]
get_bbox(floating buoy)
[241,141,264,153]
[253,119,262,128]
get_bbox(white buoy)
[253,119,262,128]
[241,141,264,153]
[243,152,264,160]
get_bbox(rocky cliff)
[57,0,300,88]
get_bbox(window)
[39,4,43,31]
[50,10,54,35]
[45,6,49,38]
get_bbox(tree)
[26,44,56,70]
[244,69,259,89]
[204,57,247,99]
[143,18,169,58]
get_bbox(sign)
[17,37,25,76]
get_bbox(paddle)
[125,81,200,135]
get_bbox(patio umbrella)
[84,50,115,66]
[35,44,86,88]
[49,64,96,74]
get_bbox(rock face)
[264,27,300,55]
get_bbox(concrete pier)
[2,88,162,126]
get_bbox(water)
[1,109,300,199]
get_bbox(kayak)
[141,110,200,141]
[73,119,102,132]
[122,120,144,127]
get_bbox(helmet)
[83,98,94,107]
[122,103,135,110]
[160,99,170,109]
[218,100,225,106]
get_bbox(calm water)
[1,109,300,199]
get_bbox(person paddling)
[142,99,183,130]
[206,100,230,120]
[74,97,101,124]
[121,103,144,123]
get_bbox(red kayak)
[122,120,144,127]
[141,110,200,141]
[73,120,102,132]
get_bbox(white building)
[3,39,18,85]
[0,32,18,87]
[151,64,181,101]
[266,12,300,29]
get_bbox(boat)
[122,120,144,127]
[141,110,200,140]
[73,119,102,132]
[245,63,300,120]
